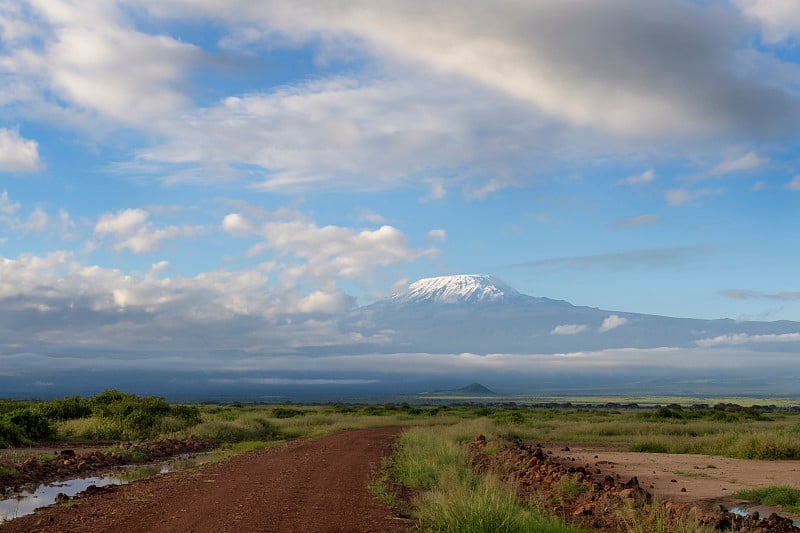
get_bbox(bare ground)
[0,427,410,533]
[556,442,800,519]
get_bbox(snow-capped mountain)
[334,274,800,357]
[391,275,522,304]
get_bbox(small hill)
[423,382,497,396]
[457,382,496,395]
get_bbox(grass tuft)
[733,486,800,514]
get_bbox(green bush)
[3,409,54,441]
[171,404,202,424]
[86,390,173,438]
[0,418,28,447]
[271,407,306,419]
[36,396,92,421]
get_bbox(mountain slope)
[334,274,800,356]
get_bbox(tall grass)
[618,499,717,533]
[390,424,587,533]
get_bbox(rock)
[573,503,593,516]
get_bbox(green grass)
[368,456,399,508]
[418,474,587,533]
[0,465,18,477]
[630,441,670,453]
[390,424,588,533]
[222,440,283,453]
[733,486,800,514]
[555,475,587,498]
[619,498,717,533]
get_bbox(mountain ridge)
[334,274,800,357]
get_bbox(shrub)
[3,409,54,441]
[36,396,92,421]
[86,390,173,438]
[0,418,28,447]
[271,408,306,419]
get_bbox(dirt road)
[1,427,410,533]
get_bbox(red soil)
[1,427,410,533]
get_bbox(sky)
[3,0,800,397]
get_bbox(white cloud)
[295,290,354,315]
[138,76,544,194]
[598,314,629,332]
[221,213,255,234]
[0,191,20,214]
[0,128,42,172]
[23,0,201,125]
[551,324,588,335]
[95,208,150,236]
[94,208,201,253]
[21,207,49,233]
[260,220,437,283]
[422,180,447,202]
[785,175,800,190]
[464,178,507,199]
[710,151,767,175]
[736,0,800,43]
[426,229,446,242]
[143,0,799,138]
[665,188,722,206]
[696,332,800,347]
[390,277,409,295]
[618,169,654,185]
[113,225,202,253]
[357,209,386,224]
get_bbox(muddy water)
[0,454,209,523]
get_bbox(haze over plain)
[2,0,800,398]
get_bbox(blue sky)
[3,0,800,396]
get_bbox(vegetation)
[387,425,588,533]
[3,394,800,463]
[5,393,800,530]
[733,486,800,515]
[618,499,717,533]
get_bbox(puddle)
[0,453,210,524]
[730,504,800,527]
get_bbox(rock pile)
[470,435,800,533]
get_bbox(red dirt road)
[1,427,411,533]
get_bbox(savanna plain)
[2,391,800,532]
